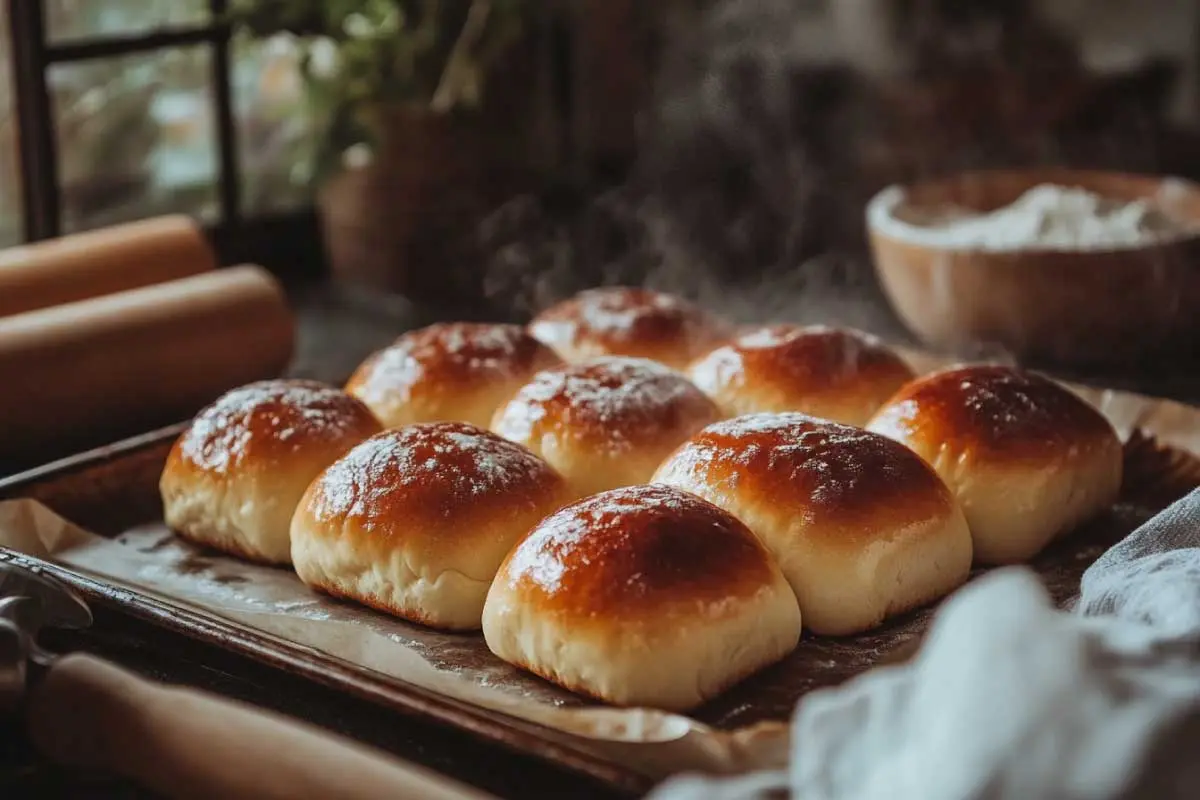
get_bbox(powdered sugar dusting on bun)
[529,287,734,369]
[345,323,560,429]
[687,325,915,425]
[160,380,383,565]
[493,357,719,451]
[292,421,570,630]
[490,357,723,498]
[176,380,382,475]
[306,422,566,529]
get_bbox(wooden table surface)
[3,279,1199,799]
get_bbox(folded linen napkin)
[651,488,1200,800]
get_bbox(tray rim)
[0,426,654,797]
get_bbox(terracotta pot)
[318,108,535,306]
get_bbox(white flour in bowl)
[871,182,1199,252]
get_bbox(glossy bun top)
[492,484,782,619]
[866,364,1118,464]
[654,412,956,539]
[687,324,915,424]
[301,421,567,534]
[496,356,717,447]
[171,379,382,477]
[529,287,734,369]
[345,322,560,429]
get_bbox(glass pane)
[0,4,23,247]
[233,32,324,214]
[50,47,219,234]
[44,0,209,43]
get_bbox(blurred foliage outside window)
[0,0,325,239]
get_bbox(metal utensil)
[0,559,493,800]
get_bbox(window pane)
[233,32,323,214]
[50,47,219,233]
[0,4,23,247]
[44,0,209,43]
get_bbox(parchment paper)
[1,352,1198,782]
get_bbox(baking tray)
[2,355,1200,794]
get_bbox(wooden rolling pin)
[28,654,492,800]
[0,265,294,463]
[0,215,218,318]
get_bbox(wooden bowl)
[867,168,1200,365]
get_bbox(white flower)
[264,32,299,59]
[343,12,374,38]
[342,143,374,169]
[307,36,339,79]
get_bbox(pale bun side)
[687,324,915,425]
[291,422,571,630]
[652,413,973,636]
[160,380,382,565]
[490,356,722,499]
[528,287,734,370]
[345,322,560,429]
[866,364,1123,564]
[482,484,801,711]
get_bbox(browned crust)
[171,379,382,475]
[868,364,1120,463]
[529,287,734,365]
[495,485,779,619]
[302,422,568,542]
[695,325,915,402]
[345,323,560,400]
[497,358,721,449]
[658,413,956,545]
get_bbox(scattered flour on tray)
[874,183,1198,251]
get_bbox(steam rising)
[479,0,903,339]
[476,0,1184,370]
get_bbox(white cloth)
[651,489,1200,800]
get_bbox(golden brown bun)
[291,422,571,630]
[160,380,382,564]
[345,322,561,429]
[528,287,734,370]
[652,413,972,635]
[482,484,801,710]
[687,324,915,425]
[490,356,722,499]
[866,365,1123,565]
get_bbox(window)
[2,0,324,277]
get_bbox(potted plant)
[230,0,547,302]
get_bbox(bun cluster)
[159,292,1125,712]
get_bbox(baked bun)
[482,484,800,710]
[490,356,722,498]
[687,324,915,425]
[160,380,382,564]
[652,413,972,635]
[866,365,1123,565]
[291,422,570,630]
[345,322,560,429]
[529,287,734,370]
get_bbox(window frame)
[5,0,323,280]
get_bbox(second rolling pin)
[0,215,218,318]
[0,265,294,463]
